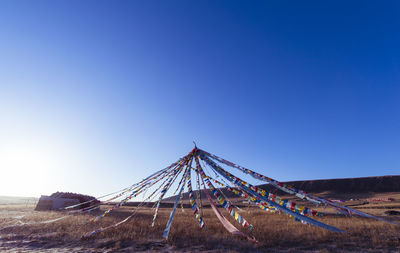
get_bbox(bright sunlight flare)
[0,144,57,197]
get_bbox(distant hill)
[163,175,400,202]
[0,196,38,205]
[262,175,400,193]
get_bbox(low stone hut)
[35,195,79,210]
[35,192,99,211]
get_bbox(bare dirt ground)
[1,193,400,252]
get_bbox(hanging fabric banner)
[151,160,186,226]
[186,166,205,228]
[194,155,254,231]
[162,166,190,239]
[201,173,257,243]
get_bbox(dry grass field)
[1,194,400,252]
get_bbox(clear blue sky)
[1,1,399,197]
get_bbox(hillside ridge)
[163,175,400,202]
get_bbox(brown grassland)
[1,194,400,252]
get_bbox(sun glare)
[0,145,56,197]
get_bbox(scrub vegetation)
[1,193,400,252]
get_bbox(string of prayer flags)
[200,149,398,225]
[186,167,205,228]
[198,151,344,233]
[195,155,254,231]
[162,168,190,239]
[151,162,186,227]
[47,145,400,242]
[202,175,258,243]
